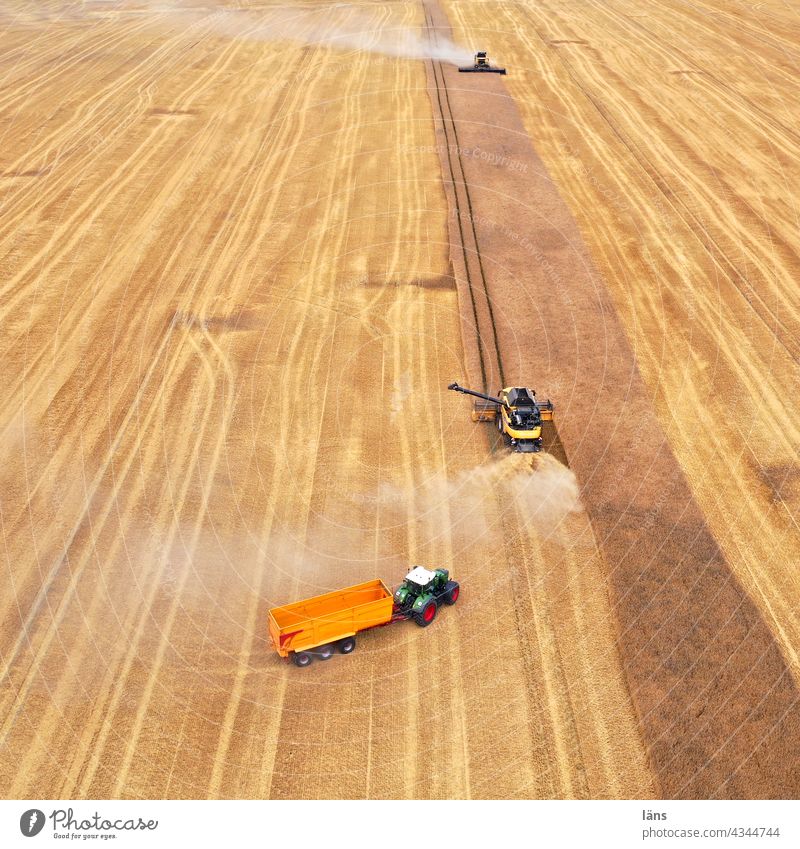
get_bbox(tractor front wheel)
[444,581,460,605]
[415,600,438,627]
[338,637,356,654]
[293,651,313,668]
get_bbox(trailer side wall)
[269,579,394,656]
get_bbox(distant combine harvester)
[459,51,506,75]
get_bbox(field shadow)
[541,420,569,467]
[2,166,53,178]
[360,274,456,291]
[754,460,800,505]
[171,308,262,333]
[147,108,198,118]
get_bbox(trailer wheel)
[445,582,460,605]
[293,651,312,668]
[338,637,356,654]
[317,644,334,660]
[415,601,437,627]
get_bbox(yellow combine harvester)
[448,382,554,453]
[458,51,507,75]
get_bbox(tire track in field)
[53,33,332,795]
[0,31,234,441]
[0,14,210,230]
[420,0,657,797]
[671,0,800,62]
[493,0,800,672]
[423,7,503,393]
[0,29,253,643]
[516,5,800,364]
[261,18,411,799]
[1,11,324,796]
[0,14,156,117]
[137,7,400,796]
[582,0,800,359]
[443,0,800,797]
[206,30,374,798]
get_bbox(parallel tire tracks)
[423,7,505,392]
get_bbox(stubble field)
[1,0,797,798]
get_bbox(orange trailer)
[268,579,395,667]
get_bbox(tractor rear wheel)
[338,637,356,654]
[317,644,334,660]
[415,600,438,627]
[293,651,312,668]
[445,582,460,605]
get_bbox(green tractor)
[393,566,460,627]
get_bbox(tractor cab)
[393,566,459,626]
[394,566,447,609]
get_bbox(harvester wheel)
[293,651,313,668]
[317,644,335,660]
[445,582,460,605]
[338,637,356,654]
[496,410,504,432]
[415,600,438,627]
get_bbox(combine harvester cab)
[269,569,459,667]
[458,51,506,75]
[449,381,554,453]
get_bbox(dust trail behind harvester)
[149,2,472,67]
[377,453,583,546]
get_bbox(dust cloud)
[4,3,473,66]
[376,453,583,542]
[148,2,473,66]
[266,519,404,597]
[264,455,581,601]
